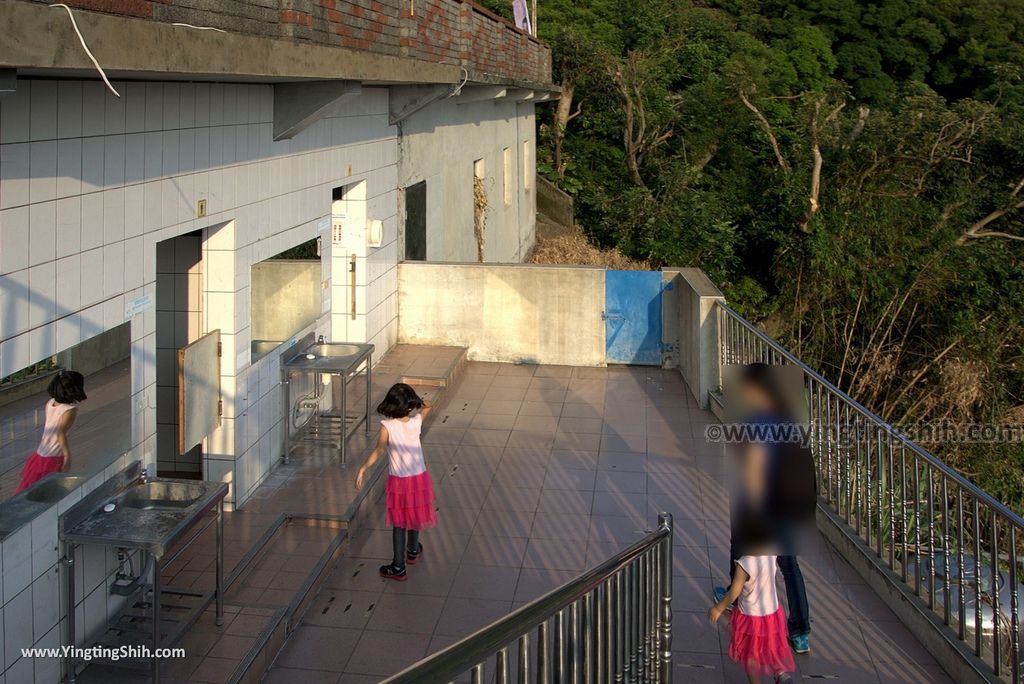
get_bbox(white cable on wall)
[50,3,121,97]
[171,23,227,33]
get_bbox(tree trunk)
[622,97,646,188]
[553,81,575,180]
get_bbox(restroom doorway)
[155,232,204,478]
[404,181,427,261]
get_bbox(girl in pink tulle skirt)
[709,554,795,683]
[355,383,436,582]
[15,370,87,494]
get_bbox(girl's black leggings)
[392,527,419,569]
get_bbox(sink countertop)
[0,473,83,540]
[60,462,228,558]
[282,341,374,373]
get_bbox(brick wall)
[35,0,552,85]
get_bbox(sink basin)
[303,343,366,359]
[115,481,205,511]
[25,475,82,503]
[283,341,374,373]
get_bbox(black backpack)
[766,438,818,525]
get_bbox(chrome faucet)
[317,335,325,344]
[139,468,150,484]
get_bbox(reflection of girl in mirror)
[14,370,87,494]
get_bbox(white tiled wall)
[1,80,403,516]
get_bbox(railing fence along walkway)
[717,302,1024,682]
[382,514,674,683]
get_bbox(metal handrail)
[383,513,674,683]
[717,301,1024,682]
[718,303,1024,524]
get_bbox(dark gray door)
[405,181,427,261]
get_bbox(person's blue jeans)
[777,555,810,637]
[728,547,811,638]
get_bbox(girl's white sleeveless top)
[381,413,426,477]
[37,400,77,457]
[735,555,780,616]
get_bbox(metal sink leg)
[281,371,291,464]
[339,374,347,467]
[366,354,372,436]
[216,500,224,625]
[63,542,76,684]
[151,555,161,683]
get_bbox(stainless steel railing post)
[554,609,566,683]
[658,513,673,682]
[1011,526,1020,683]
[496,645,510,684]
[518,633,530,684]
[582,592,593,682]
[614,573,622,684]
[595,583,606,683]
[538,620,551,684]
[622,561,630,684]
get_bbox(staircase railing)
[383,513,674,683]
[717,301,1024,682]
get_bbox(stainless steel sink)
[303,343,366,358]
[24,475,82,503]
[115,481,205,511]
[59,462,229,681]
[280,336,374,466]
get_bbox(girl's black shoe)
[407,543,424,565]
[379,563,407,581]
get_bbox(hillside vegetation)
[485,0,1024,510]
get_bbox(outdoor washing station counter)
[281,334,374,466]
[59,460,227,682]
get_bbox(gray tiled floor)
[267,361,950,683]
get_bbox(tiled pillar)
[330,181,368,343]
[201,220,245,499]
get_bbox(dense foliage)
[484,0,1024,510]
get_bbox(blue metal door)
[604,270,663,365]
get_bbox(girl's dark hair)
[377,383,423,419]
[48,369,87,404]
[740,362,790,416]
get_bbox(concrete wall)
[396,96,536,264]
[0,324,130,408]
[397,262,605,366]
[664,267,724,409]
[250,259,321,343]
[8,0,552,87]
[536,175,573,233]
[55,322,130,378]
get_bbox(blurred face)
[741,382,775,412]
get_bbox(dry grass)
[529,226,649,270]
[473,175,487,262]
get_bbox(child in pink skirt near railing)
[355,383,436,582]
[709,553,796,683]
